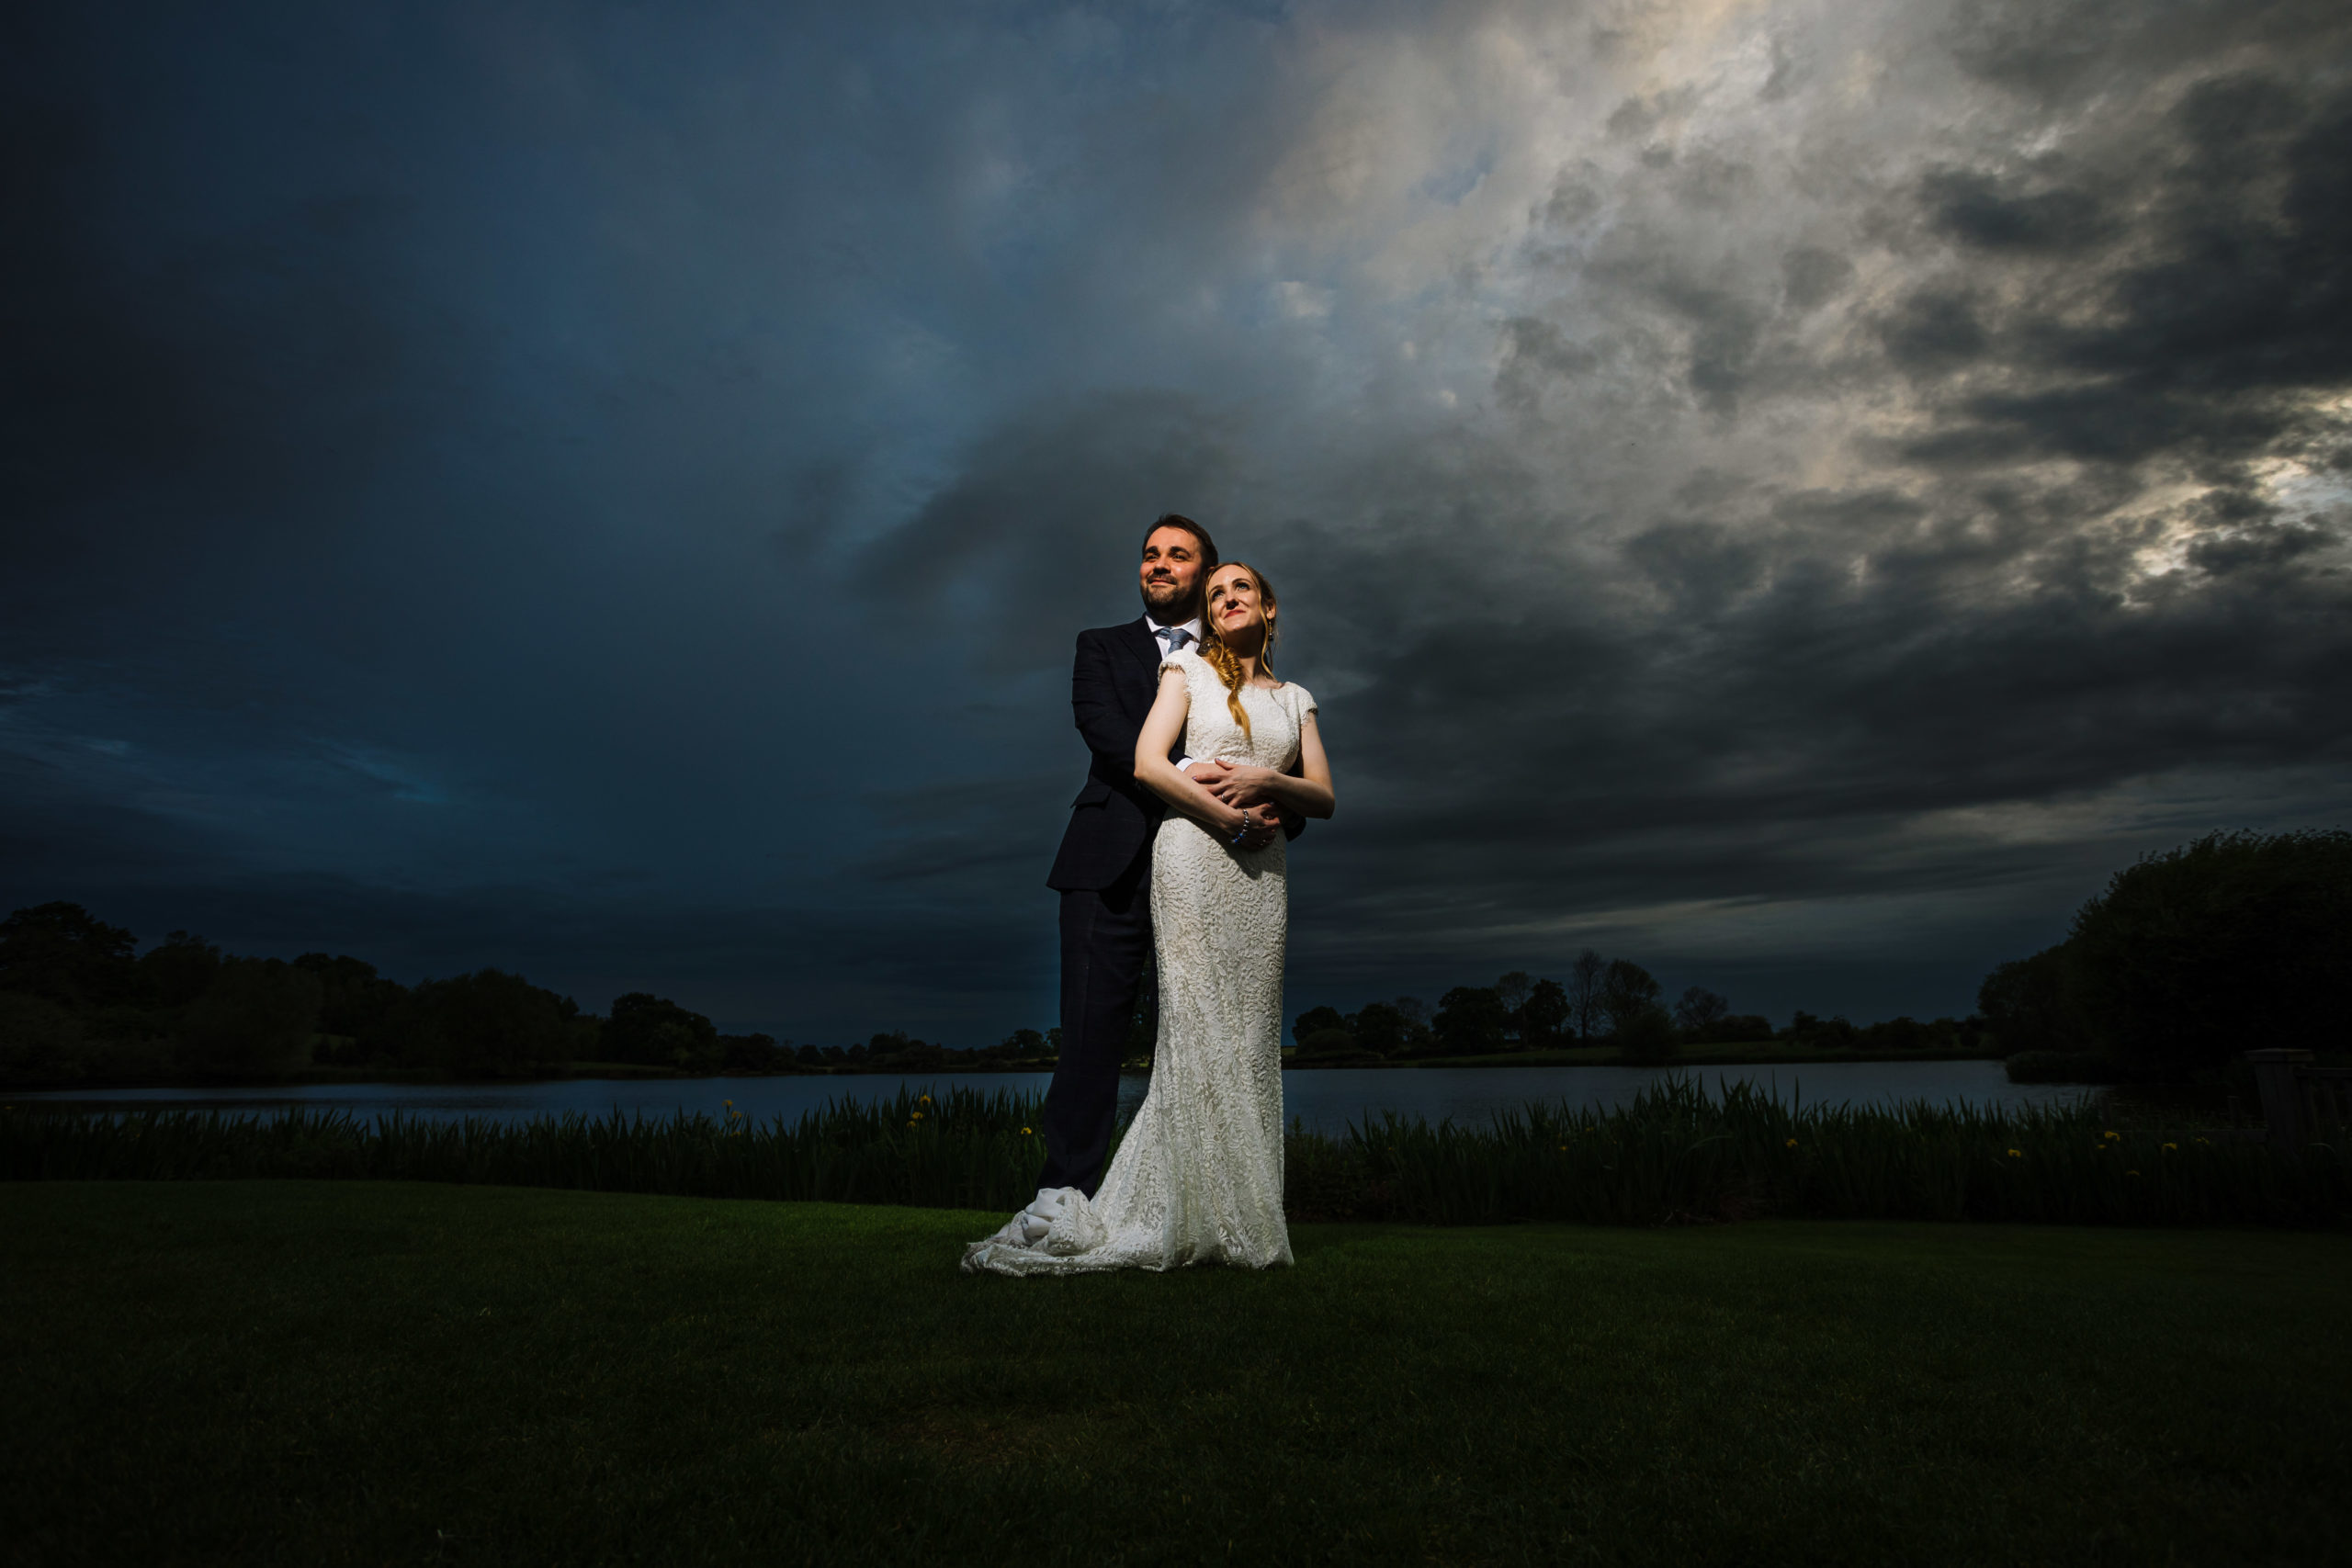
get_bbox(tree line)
[1975,829,2350,1079]
[1289,952,1987,1066]
[0,901,1091,1087]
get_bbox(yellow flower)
[911,1111,925,1121]
[920,1094,933,1103]
[724,1099,733,1108]
[2126,1169,2141,1178]
[2162,1142,2177,1152]
[1558,1145,1568,1152]
[1021,1126,1034,1135]
[2103,1130,2120,1141]
[2007,1148,2022,1158]
[1785,1138,1799,1149]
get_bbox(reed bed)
[5,1078,2346,1226]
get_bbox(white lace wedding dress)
[964,647,1313,1275]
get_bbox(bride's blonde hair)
[1199,562,1278,739]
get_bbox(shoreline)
[7,1046,2023,1096]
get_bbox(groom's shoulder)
[1076,617,1147,648]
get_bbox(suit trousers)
[1037,853,1151,1196]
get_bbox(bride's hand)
[1212,801,1278,851]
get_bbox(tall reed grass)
[5,1078,2345,1226]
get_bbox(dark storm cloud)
[6,0,2350,1038]
[1229,0,2352,1015]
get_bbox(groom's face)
[1138,527,1207,620]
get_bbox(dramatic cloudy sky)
[6,0,2349,1041]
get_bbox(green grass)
[4,1182,2346,1566]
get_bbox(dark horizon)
[6,1,2348,1048]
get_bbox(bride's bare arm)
[1204,712,1334,818]
[1135,670,1274,846]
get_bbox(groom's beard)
[1142,582,1199,620]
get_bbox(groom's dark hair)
[1143,513,1218,570]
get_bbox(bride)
[964,561,1334,1274]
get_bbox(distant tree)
[1618,1004,1678,1065]
[1708,1013,1774,1043]
[797,1043,828,1067]
[1496,971,1533,1020]
[293,953,409,1043]
[0,903,141,1009]
[1434,987,1508,1055]
[408,970,582,1077]
[1566,949,1607,1041]
[869,1031,948,1069]
[1672,987,1729,1035]
[1292,1005,1347,1044]
[1860,1016,1928,1052]
[721,1032,785,1071]
[141,931,222,1010]
[1295,1026,1359,1060]
[1388,998,1434,1054]
[1520,978,1569,1045]
[1784,1010,1858,1048]
[603,992,719,1067]
[2066,829,2352,1069]
[180,958,322,1079]
[999,1027,1047,1058]
[1348,1000,1410,1057]
[0,991,87,1085]
[1977,946,2079,1055]
[1600,960,1662,1036]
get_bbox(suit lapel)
[1120,617,1160,685]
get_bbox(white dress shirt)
[1146,614,1205,772]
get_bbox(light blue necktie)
[1163,627,1191,653]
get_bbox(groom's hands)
[1198,762,1280,807]
[1196,761,1293,847]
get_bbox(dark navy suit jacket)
[1046,617,1303,893]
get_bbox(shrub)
[1296,1027,1360,1060]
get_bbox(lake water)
[14,1059,2087,1135]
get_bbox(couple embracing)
[964,514,1336,1275]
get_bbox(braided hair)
[1198,562,1278,739]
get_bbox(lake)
[14,1059,2087,1135]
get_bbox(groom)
[1036,513,1297,1197]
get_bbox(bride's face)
[1206,566,1270,647]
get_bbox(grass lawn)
[6,1183,2347,1566]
